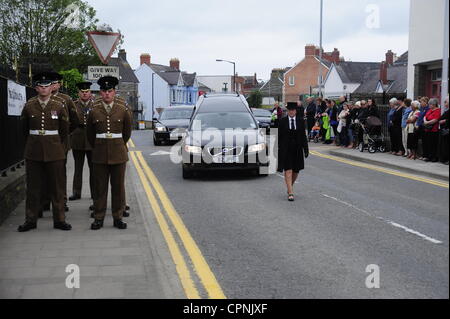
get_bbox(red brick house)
[283,45,343,103]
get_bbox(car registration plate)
[170,132,185,139]
[213,155,239,164]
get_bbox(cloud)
[86,0,410,79]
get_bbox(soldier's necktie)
[106,105,111,114]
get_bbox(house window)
[431,69,442,81]
[188,93,192,103]
[172,90,176,103]
[289,76,295,86]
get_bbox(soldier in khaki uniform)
[41,72,78,213]
[87,76,131,230]
[69,82,95,203]
[18,73,72,232]
[91,94,131,218]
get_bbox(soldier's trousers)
[72,150,95,199]
[26,160,66,223]
[41,154,68,208]
[93,163,126,221]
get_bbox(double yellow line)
[310,150,449,189]
[129,148,226,299]
[127,139,136,148]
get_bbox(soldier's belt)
[96,133,123,139]
[30,130,59,136]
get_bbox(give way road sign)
[87,31,121,65]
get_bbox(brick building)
[283,45,343,103]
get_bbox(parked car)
[251,108,273,133]
[153,106,195,145]
[181,94,269,179]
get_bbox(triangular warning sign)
[87,31,121,65]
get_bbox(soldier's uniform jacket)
[87,97,132,165]
[52,92,79,151]
[21,97,69,162]
[71,99,94,151]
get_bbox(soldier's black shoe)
[89,205,94,211]
[123,211,130,218]
[91,220,104,230]
[65,204,69,212]
[126,205,130,211]
[18,222,37,232]
[69,195,81,201]
[54,222,72,231]
[113,220,127,230]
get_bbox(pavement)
[0,147,184,299]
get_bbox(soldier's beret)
[76,81,92,91]
[98,76,119,91]
[32,72,54,87]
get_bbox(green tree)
[247,90,263,108]
[0,0,123,73]
[59,68,83,99]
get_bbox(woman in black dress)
[277,102,309,201]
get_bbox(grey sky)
[85,0,410,80]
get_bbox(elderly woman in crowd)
[338,103,351,147]
[406,101,421,160]
[401,99,412,157]
[423,98,441,162]
[439,97,449,165]
[417,97,430,160]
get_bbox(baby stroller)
[358,116,386,153]
[308,121,321,143]
[309,128,321,143]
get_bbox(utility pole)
[318,0,324,98]
[441,0,449,113]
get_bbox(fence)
[0,73,36,176]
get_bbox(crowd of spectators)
[302,95,449,165]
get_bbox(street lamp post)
[216,59,236,93]
[318,0,324,98]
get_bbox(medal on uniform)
[51,110,58,119]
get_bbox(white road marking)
[150,151,173,156]
[321,194,443,245]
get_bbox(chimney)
[332,48,340,64]
[305,44,316,56]
[140,53,151,66]
[118,49,127,61]
[386,50,394,66]
[380,61,388,85]
[170,58,180,71]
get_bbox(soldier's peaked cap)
[49,72,63,83]
[76,81,92,91]
[32,72,54,87]
[98,76,119,90]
